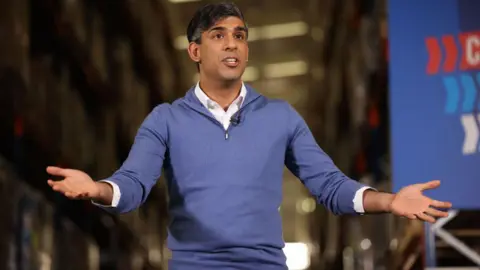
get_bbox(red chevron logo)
[426,37,442,74]
[425,31,480,75]
[442,35,458,72]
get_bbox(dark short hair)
[186,2,247,44]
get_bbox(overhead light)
[246,28,260,41]
[191,66,260,83]
[360,238,372,250]
[260,21,309,40]
[242,66,260,81]
[283,242,311,270]
[174,21,309,49]
[264,60,308,79]
[296,197,316,214]
[168,0,201,3]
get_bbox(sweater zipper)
[223,104,250,140]
[183,96,262,140]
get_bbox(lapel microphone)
[230,115,241,126]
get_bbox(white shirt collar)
[194,82,247,110]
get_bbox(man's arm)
[284,103,369,215]
[47,105,169,213]
[282,103,452,221]
[97,104,170,213]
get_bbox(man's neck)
[199,79,243,110]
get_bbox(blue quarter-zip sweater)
[101,84,366,269]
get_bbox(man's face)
[188,16,249,82]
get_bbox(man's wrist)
[363,190,395,213]
[380,192,395,213]
[92,182,113,205]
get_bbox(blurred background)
[0,0,478,269]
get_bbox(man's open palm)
[47,166,99,200]
[390,180,452,223]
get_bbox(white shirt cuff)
[353,186,374,214]
[91,180,121,207]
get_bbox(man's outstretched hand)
[47,166,100,200]
[389,180,452,223]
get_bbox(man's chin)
[221,76,242,82]
[219,72,244,82]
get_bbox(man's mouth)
[222,57,239,67]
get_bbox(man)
[47,2,451,269]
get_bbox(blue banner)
[389,0,480,209]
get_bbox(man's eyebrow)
[235,26,248,32]
[207,26,248,33]
[208,26,226,33]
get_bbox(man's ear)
[187,42,201,63]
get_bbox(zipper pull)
[225,131,229,140]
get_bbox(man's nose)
[224,34,238,50]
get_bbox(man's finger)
[77,192,90,200]
[406,213,417,220]
[425,207,449,218]
[416,212,436,223]
[50,181,70,194]
[47,166,66,176]
[65,191,76,199]
[65,191,81,199]
[51,184,63,192]
[418,180,441,191]
[46,166,75,177]
[48,180,67,192]
[431,200,452,209]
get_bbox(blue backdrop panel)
[389,0,480,209]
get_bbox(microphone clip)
[230,116,241,126]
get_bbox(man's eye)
[214,33,223,39]
[235,34,245,40]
